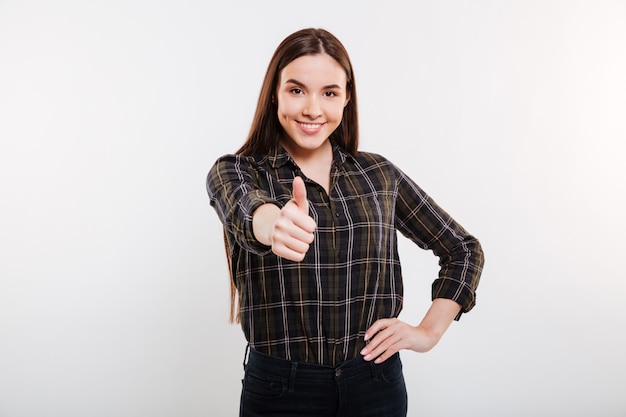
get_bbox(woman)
[207,27,484,417]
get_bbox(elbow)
[468,236,485,271]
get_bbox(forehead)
[279,53,347,86]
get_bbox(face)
[276,53,350,158]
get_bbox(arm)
[208,155,316,260]
[251,203,281,246]
[207,154,278,254]
[394,166,484,318]
[361,161,484,363]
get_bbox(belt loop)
[369,359,380,382]
[242,343,250,371]
[288,361,298,393]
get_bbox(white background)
[1,1,625,416]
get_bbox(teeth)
[300,122,321,129]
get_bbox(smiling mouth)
[298,122,325,129]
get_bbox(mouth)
[297,121,325,130]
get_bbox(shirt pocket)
[340,193,394,230]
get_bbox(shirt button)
[335,212,340,217]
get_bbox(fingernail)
[360,348,368,355]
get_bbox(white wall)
[1,1,625,416]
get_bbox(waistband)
[245,347,400,383]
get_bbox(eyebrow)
[284,78,343,90]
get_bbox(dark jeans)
[240,348,408,417]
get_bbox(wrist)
[412,324,441,352]
[252,203,281,246]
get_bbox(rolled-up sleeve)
[393,167,484,320]
[206,154,278,255]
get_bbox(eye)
[290,88,303,95]
[324,91,338,97]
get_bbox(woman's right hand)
[253,176,317,262]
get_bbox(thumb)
[292,176,309,213]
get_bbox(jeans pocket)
[378,355,404,384]
[243,371,286,398]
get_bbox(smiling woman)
[1,2,625,416]
[206,27,484,417]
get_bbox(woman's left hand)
[360,318,440,364]
[361,299,461,363]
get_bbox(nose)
[303,95,322,119]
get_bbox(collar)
[267,140,355,170]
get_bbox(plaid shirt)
[207,142,484,366]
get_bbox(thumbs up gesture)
[291,175,310,215]
[270,176,317,262]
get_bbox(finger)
[361,319,399,358]
[362,329,401,362]
[364,318,394,341]
[272,239,309,262]
[272,245,307,262]
[374,346,398,364]
[278,204,316,236]
[273,230,312,253]
[292,176,309,214]
[291,212,317,234]
[371,333,402,363]
[362,326,393,354]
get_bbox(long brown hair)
[227,28,360,322]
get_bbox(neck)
[281,140,333,194]
[281,139,332,166]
